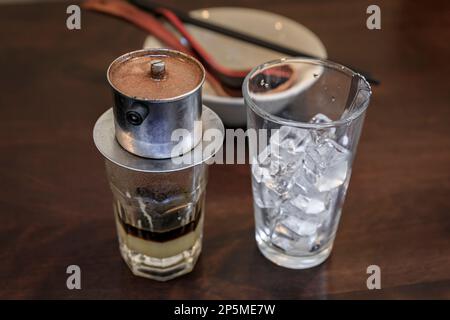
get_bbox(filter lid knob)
[150,59,166,79]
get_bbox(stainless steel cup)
[107,49,205,159]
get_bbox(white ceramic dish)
[143,7,327,127]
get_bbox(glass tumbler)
[244,58,371,269]
[106,160,207,281]
[94,106,224,281]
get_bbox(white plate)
[144,7,327,127]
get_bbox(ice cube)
[270,214,318,253]
[251,162,270,184]
[304,139,350,192]
[270,126,309,148]
[266,174,292,195]
[288,172,332,216]
[252,178,282,208]
[252,145,271,167]
[254,126,309,188]
[253,145,291,178]
[270,223,310,253]
[290,194,326,214]
[309,113,336,142]
[252,146,279,182]
[252,169,294,208]
[280,214,318,236]
[251,144,299,208]
[270,227,298,252]
[270,126,310,170]
[268,156,284,176]
[292,171,317,193]
[280,200,327,226]
[269,126,289,146]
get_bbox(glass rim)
[242,57,372,129]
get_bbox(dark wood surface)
[0,0,449,299]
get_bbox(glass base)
[119,238,202,281]
[256,233,333,269]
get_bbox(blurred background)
[0,0,448,299]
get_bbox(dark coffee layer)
[117,204,202,242]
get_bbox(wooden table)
[0,0,449,299]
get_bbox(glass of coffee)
[93,49,223,281]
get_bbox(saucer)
[93,106,224,173]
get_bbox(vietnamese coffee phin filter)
[93,49,224,281]
[108,48,204,159]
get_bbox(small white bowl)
[144,7,327,127]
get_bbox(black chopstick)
[130,0,379,85]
